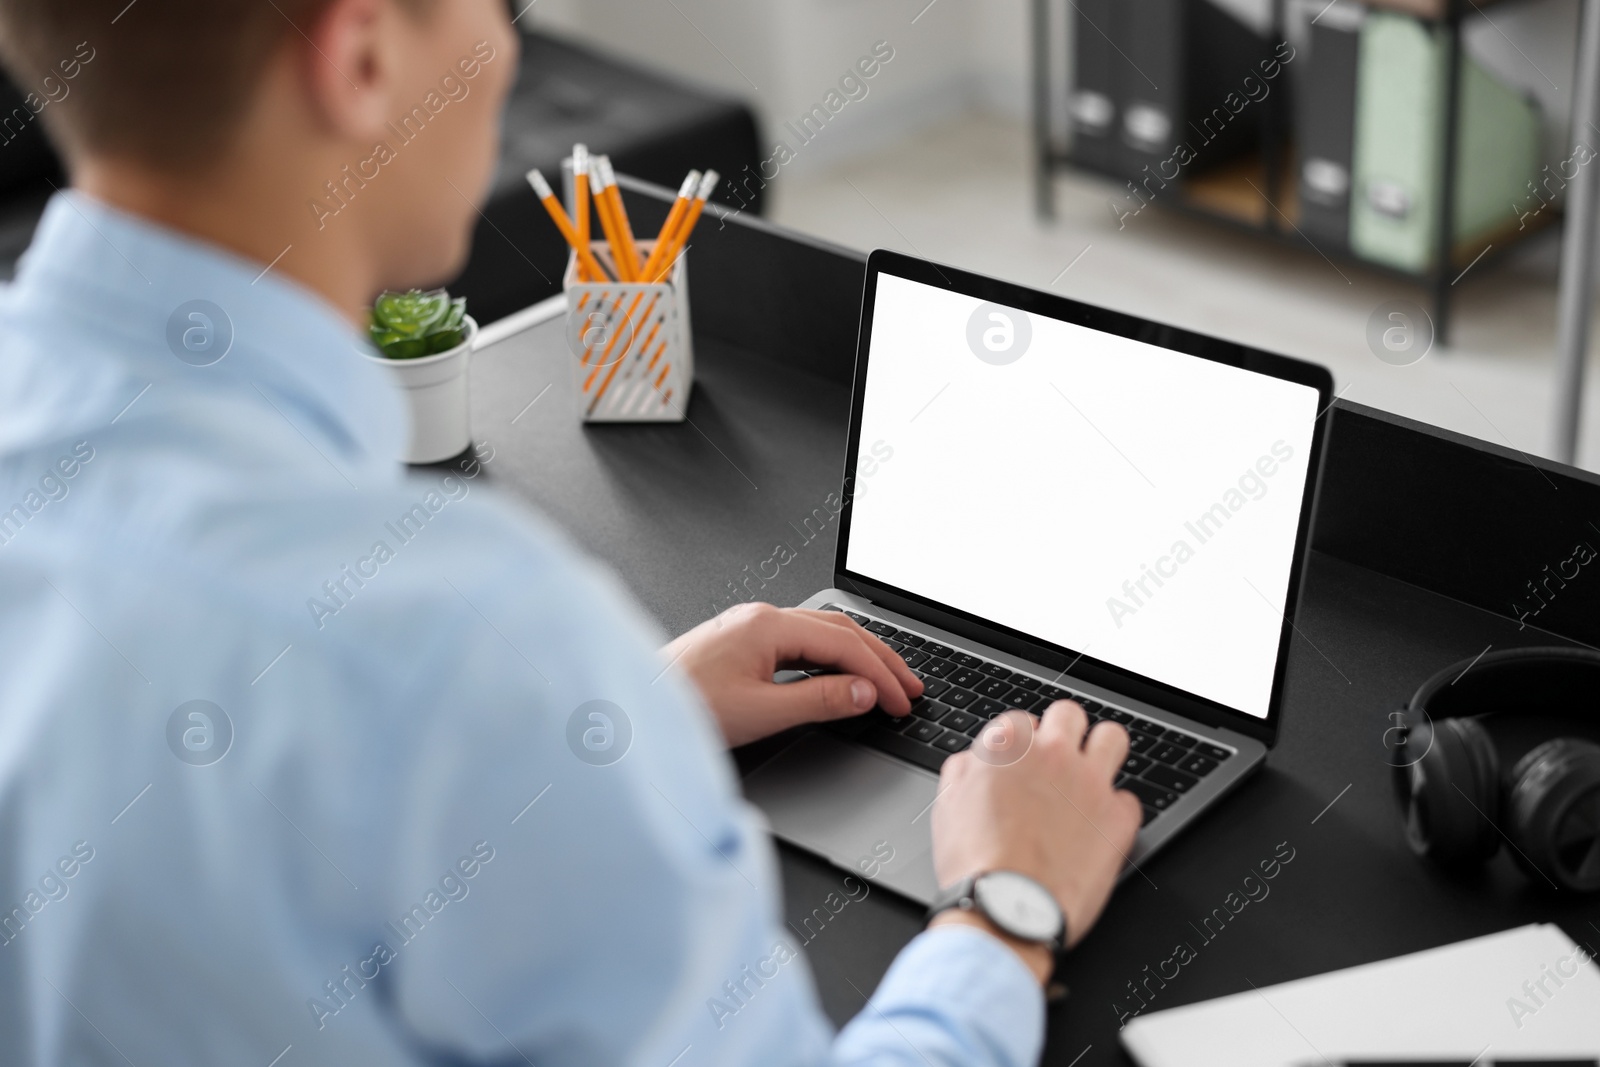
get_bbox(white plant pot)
[366,316,477,465]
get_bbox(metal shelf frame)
[1030,0,1548,349]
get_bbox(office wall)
[529,0,1026,176]
[530,0,1582,179]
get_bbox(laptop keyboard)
[815,605,1235,828]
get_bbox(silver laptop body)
[743,251,1333,905]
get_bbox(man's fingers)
[762,611,915,713]
[1039,699,1090,748]
[746,673,877,727]
[804,610,923,697]
[1084,720,1131,779]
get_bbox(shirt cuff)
[834,924,1046,1067]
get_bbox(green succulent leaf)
[425,328,467,355]
[370,289,469,359]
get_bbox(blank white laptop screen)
[845,274,1321,719]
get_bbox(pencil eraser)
[697,170,720,199]
[526,169,553,200]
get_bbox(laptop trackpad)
[743,731,940,904]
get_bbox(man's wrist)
[927,908,1054,986]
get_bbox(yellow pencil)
[571,144,592,279]
[598,155,645,282]
[649,169,718,282]
[588,165,633,282]
[640,170,701,282]
[527,169,610,282]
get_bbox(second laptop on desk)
[743,250,1334,905]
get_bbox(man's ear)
[298,0,404,141]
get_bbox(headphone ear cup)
[1505,739,1600,893]
[1401,717,1501,867]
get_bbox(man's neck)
[74,156,375,330]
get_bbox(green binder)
[1349,12,1540,273]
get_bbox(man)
[0,1,1139,1064]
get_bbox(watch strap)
[924,875,978,921]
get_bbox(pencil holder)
[562,241,693,423]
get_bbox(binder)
[1291,0,1364,251]
[1068,0,1120,176]
[1111,0,1274,184]
[1349,10,1542,272]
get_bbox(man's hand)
[930,701,1141,982]
[662,603,924,747]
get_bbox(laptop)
[743,250,1334,905]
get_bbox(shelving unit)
[1031,0,1563,347]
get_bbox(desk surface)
[465,310,1600,1064]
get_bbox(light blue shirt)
[0,193,1044,1066]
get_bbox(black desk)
[460,179,1600,1063]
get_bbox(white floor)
[770,112,1600,474]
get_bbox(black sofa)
[0,29,763,325]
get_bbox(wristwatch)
[926,870,1069,995]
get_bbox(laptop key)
[879,712,912,732]
[844,611,868,625]
[1143,764,1200,794]
[919,678,951,699]
[932,731,970,753]
[1128,733,1157,754]
[1078,699,1104,714]
[884,639,906,653]
[942,709,981,734]
[980,663,1012,680]
[897,633,926,647]
[924,659,956,678]
[1178,754,1220,778]
[1150,742,1187,766]
[971,697,1007,717]
[924,642,955,658]
[911,699,952,723]
[1197,742,1232,761]
[1128,717,1162,737]
[1123,778,1179,809]
[1040,685,1072,701]
[1009,692,1048,714]
[943,688,977,709]
[1010,676,1041,691]
[865,621,898,637]
[907,720,944,744]
[1105,709,1133,724]
[901,650,930,669]
[950,668,986,689]
[862,727,948,773]
[952,653,983,668]
[1122,754,1153,776]
[976,677,1012,699]
[1162,730,1198,749]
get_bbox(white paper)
[1121,924,1600,1067]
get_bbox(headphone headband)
[1407,645,1600,722]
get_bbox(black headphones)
[1391,646,1600,893]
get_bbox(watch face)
[974,870,1062,942]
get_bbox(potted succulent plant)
[365,289,478,464]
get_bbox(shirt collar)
[9,191,407,475]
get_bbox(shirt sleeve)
[832,926,1046,1066]
[367,500,1046,1067]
